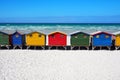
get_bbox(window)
[51,34,54,38]
[96,35,99,38]
[39,34,42,37]
[84,35,87,38]
[16,34,19,38]
[75,36,78,38]
[105,35,109,38]
[61,34,64,38]
[29,34,32,37]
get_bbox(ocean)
[0,23,120,34]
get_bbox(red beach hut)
[48,31,67,46]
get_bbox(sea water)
[0,23,120,34]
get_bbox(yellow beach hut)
[26,31,46,46]
[114,31,120,47]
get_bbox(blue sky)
[0,0,120,23]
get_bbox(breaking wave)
[0,23,120,34]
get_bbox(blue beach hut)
[91,31,113,47]
[11,31,24,47]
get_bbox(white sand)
[0,50,120,80]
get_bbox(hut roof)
[15,30,28,35]
[12,31,22,35]
[91,31,113,36]
[0,31,9,35]
[0,30,15,35]
[0,30,29,35]
[26,31,46,35]
[70,31,90,36]
[48,31,67,36]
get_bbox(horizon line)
[0,22,120,24]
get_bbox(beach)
[0,50,120,80]
[1,0,120,80]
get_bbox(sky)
[0,0,120,23]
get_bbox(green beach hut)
[70,31,90,46]
[0,31,10,46]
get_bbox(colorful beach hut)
[26,32,46,46]
[113,31,120,47]
[91,31,113,47]
[10,31,25,47]
[0,31,10,47]
[48,31,67,46]
[70,31,90,46]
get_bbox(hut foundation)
[42,46,45,50]
[39,46,45,50]
[48,46,55,50]
[34,46,36,50]
[71,46,74,50]
[13,46,22,49]
[63,46,66,50]
[48,46,51,50]
[48,46,50,50]
[79,46,81,50]
[57,46,65,50]
[79,46,89,50]
[92,47,95,50]
[100,47,102,50]
[107,46,110,50]
[27,46,30,49]
[86,47,89,50]
[6,45,9,49]
[0,45,9,49]
[115,47,120,50]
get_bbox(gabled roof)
[70,31,90,36]
[12,31,22,35]
[91,31,113,36]
[26,31,46,35]
[0,30,15,34]
[0,31,9,35]
[0,30,28,35]
[48,31,67,36]
[15,30,29,34]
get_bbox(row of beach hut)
[0,31,120,49]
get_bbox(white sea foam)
[0,24,120,34]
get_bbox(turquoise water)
[0,23,120,34]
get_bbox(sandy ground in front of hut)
[0,50,120,80]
